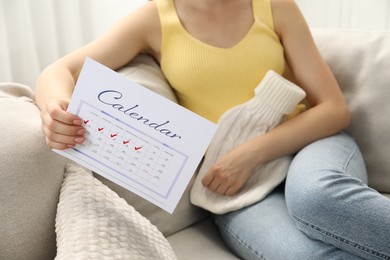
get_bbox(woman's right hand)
[40,99,86,150]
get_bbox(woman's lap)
[214,133,390,260]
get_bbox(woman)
[35,0,390,259]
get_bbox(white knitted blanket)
[55,163,177,260]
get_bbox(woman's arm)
[202,0,350,196]
[258,0,350,159]
[35,2,160,150]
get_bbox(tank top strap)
[252,0,276,31]
[155,0,181,31]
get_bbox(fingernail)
[77,128,86,135]
[75,137,84,143]
[73,119,82,126]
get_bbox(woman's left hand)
[201,143,259,196]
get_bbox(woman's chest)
[175,1,255,48]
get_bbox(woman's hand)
[201,143,259,196]
[40,99,85,150]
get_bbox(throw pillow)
[312,29,390,193]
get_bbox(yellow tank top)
[155,0,285,123]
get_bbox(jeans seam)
[291,214,390,260]
[214,218,267,260]
[342,139,358,174]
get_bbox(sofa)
[1,29,389,260]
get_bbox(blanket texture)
[55,163,177,260]
[190,71,306,214]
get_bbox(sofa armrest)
[0,83,69,259]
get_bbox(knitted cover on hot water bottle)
[55,163,177,260]
[190,70,306,214]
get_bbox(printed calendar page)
[54,58,217,213]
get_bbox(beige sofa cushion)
[312,30,390,193]
[117,54,178,103]
[0,83,69,259]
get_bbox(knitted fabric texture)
[55,163,177,260]
[190,70,306,214]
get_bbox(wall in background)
[296,0,390,30]
[0,0,146,87]
[1,0,389,87]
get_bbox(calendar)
[76,101,188,197]
[54,58,217,213]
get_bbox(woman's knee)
[285,133,368,218]
[287,133,367,185]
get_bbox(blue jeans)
[214,133,390,260]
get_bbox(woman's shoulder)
[269,0,304,37]
[143,1,162,58]
[124,1,160,29]
[270,0,297,7]
[132,1,160,25]
[121,1,161,57]
[270,0,300,17]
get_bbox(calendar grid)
[73,101,189,198]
